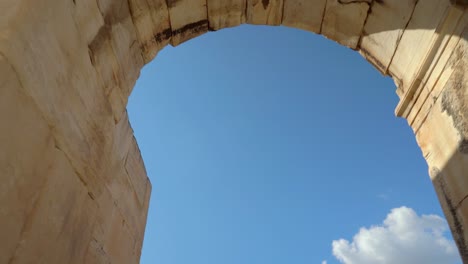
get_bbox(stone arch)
[0,0,467,263]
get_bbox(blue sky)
[128,25,461,264]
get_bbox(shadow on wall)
[430,34,468,262]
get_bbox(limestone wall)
[0,0,467,262]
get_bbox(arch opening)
[128,24,456,263]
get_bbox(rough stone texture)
[207,0,246,30]
[358,0,418,74]
[321,0,370,49]
[282,0,326,33]
[0,0,467,263]
[389,0,453,99]
[167,0,208,46]
[128,0,171,62]
[246,0,284,25]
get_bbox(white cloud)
[332,207,461,264]
[321,261,327,264]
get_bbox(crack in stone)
[356,0,376,52]
[204,0,214,31]
[456,193,468,210]
[319,0,328,34]
[280,0,286,25]
[125,0,145,63]
[164,0,174,36]
[386,0,419,75]
[171,19,209,37]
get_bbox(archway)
[0,0,467,263]
[131,25,456,263]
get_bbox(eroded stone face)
[440,40,468,155]
[0,0,467,262]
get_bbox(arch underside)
[0,0,468,263]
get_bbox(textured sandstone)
[128,0,171,62]
[282,0,326,33]
[389,0,452,97]
[358,0,418,74]
[321,0,369,49]
[167,0,208,45]
[207,0,246,30]
[1,0,467,263]
[246,0,283,25]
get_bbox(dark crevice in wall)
[319,0,328,34]
[385,0,419,75]
[172,19,209,38]
[356,0,376,52]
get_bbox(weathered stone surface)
[358,0,417,74]
[167,0,209,46]
[321,0,369,49]
[1,0,468,262]
[0,54,55,264]
[388,0,452,97]
[128,0,171,62]
[207,0,247,30]
[0,0,149,263]
[404,20,468,262]
[246,0,283,25]
[404,9,468,128]
[282,0,326,33]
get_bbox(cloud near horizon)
[331,207,461,264]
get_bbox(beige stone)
[358,0,418,74]
[321,0,369,49]
[167,0,209,46]
[128,0,171,62]
[246,0,283,25]
[1,0,468,262]
[207,0,247,30]
[388,0,452,96]
[282,0,326,33]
